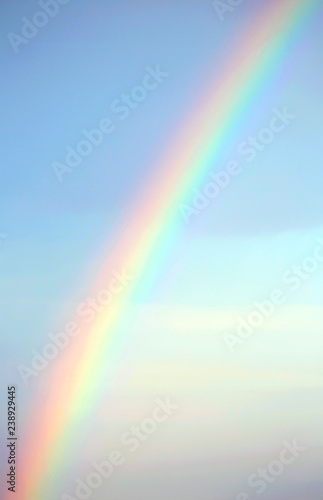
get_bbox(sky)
[1,1,323,499]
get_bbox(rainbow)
[14,0,321,498]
